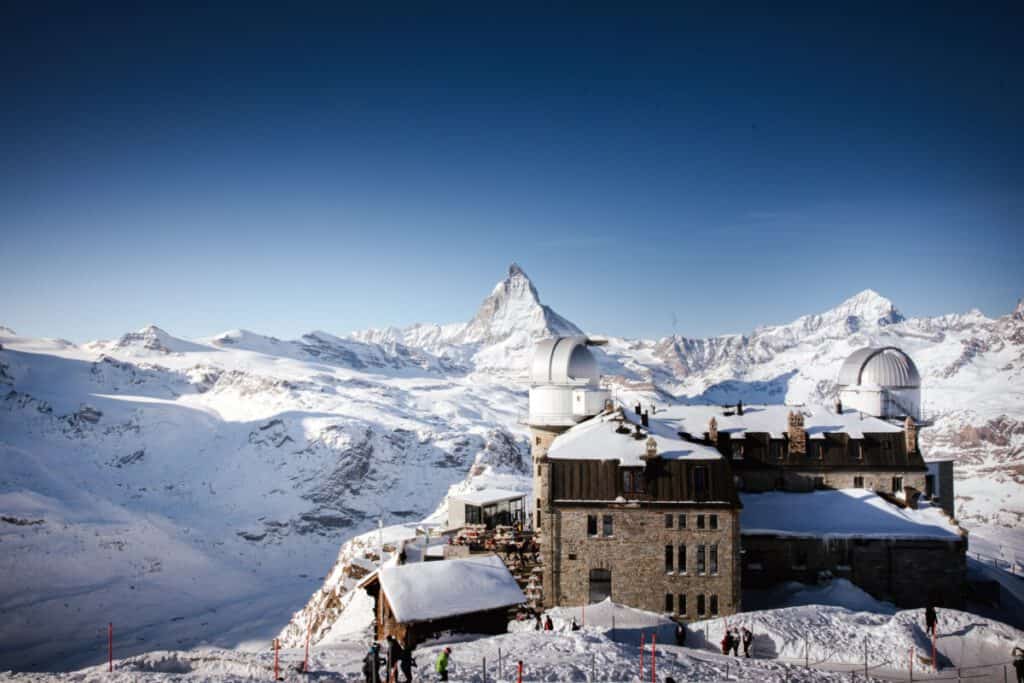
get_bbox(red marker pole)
[639,633,645,681]
[108,623,113,672]
[517,660,523,683]
[651,633,656,683]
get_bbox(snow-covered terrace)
[378,554,525,623]
[659,403,904,440]
[740,489,962,540]
[546,408,723,466]
[449,487,526,506]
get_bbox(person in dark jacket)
[362,643,384,683]
[544,615,553,631]
[729,628,740,656]
[925,605,937,636]
[385,635,404,682]
[741,627,753,658]
[1012,646,1023,683]
[534,613,542,631]
[398,642,416,683]
[675,622,686,646]
[571,617,580,631]
[720,631,731,655]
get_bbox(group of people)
[363,635,444,683]
[720,626,754,658]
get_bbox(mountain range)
[1,263,1021,671]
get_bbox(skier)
[534,613,542,631]
[544,615,554,631]
[925,604,937,637]
[435,646,451,682]
[741,626,753,658]
[386,635,404,682]
[571,617,580,631]
[362,643,384,683]
[730,628,740,656]
[674,622,686,646]
[398,642,416,683]
[1012,646,1024,683]
[720,630,731,655]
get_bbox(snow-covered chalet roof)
[379,554,525,623]
[740,490,962,540]
[450,488,527,506]
[547,408,723,466]
[658,403,903,440]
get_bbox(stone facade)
[546,505,740,619]
[737,468,927,494]
[787,411,806,455]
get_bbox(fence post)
[517,659,523,683]
[108,623,113,672]
[303,623,311,673]
[499,648,503,681]
[909,646,913,682]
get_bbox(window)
[882,439,893,451]
[536,511,542,528]
[892,476,903,494]
[664,593,673,612]
[665,514,673,529]
[678,513,687,529]
[925,474,935,498]
[854,476,864,489]
[692,466,709,499]
[710,545,718,575]
[696,545,706,574]
[678,544,687,573]
[622,470,646,495]
[697,594,706,616]
[587,514,597,536]
[678,593,686,616]
[589,569,611,603]
[709,514,718,530]
[466,505,482,525]
[665,545,674,573]
[731,441,744,460]
[536,465,541,476]
[602,514,614,536]
[696,514,705,530]
[709,594,719,616]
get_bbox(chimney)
[835,398,843,414]
[641,411,649,427]
[707,417,718,445]
[904,416,918,454]
[737,400,744,416]
[634,402,642,416]
[787,410,807,455]
[643,436,659,461]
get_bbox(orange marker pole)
[273,638,279,680]
[517,660,523,683]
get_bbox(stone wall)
[545,505,741,619]
[741,534,966,608]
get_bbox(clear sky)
[2,3,1021,342]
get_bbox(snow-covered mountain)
[2,263,1022,672]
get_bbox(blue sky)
[1,3,1021,342]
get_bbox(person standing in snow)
[741,627,753,658]
[544,615,553,631]
[1012,646,1024,683]
[398,642,416,683]
[925,604,937,637]
[435,646,451,682]
[386,635,404,683]
[674,622,686,646]
[534,613,542,631]
[730,628,740,656]
[720,630,731,655]
[571,617,580,631]
[363,643,384,683]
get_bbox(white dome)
[530,336,600,386]
[838,347,921,388]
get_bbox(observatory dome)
[838,347,921,388]
[530,336,600,386]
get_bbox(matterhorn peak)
[458,264,581,345]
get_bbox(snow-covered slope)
[2,264,1021,672]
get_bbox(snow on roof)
[659,403,903,440]
[450,488,526,506]
[547,408,723,466]
[379,554,525,623]
[740,490,962,540]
